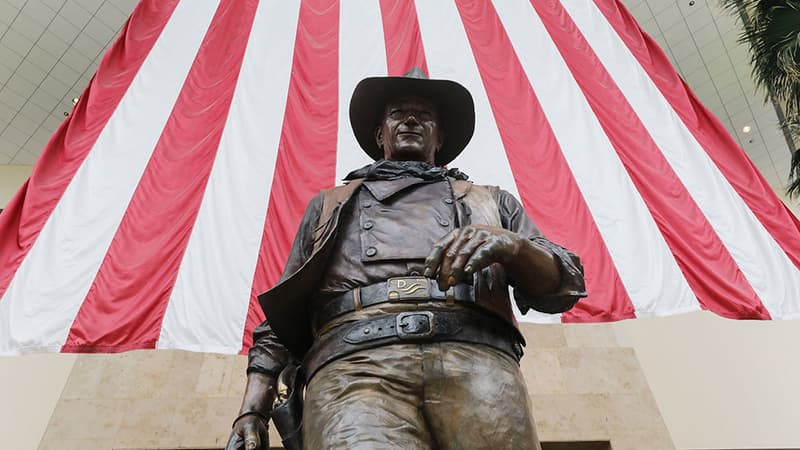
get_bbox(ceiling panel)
[0,0,130,165]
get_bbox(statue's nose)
[404,114,420,125]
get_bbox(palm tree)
[720,0,800,196]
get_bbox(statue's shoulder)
[314,179,366,229]
[448,178,500,201]
[320,179,364,202]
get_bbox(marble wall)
[38,323,673,449]
[523,324,673,449]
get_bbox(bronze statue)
[226,68,586,450]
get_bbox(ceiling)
[620,0,793,192]
[0,0,793,191]
[0,0,135,165]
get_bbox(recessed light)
[72,97,79,105]
[742,125,752,133]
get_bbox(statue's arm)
[496,189,586,313]
[424,189,586,314]
[228,195,323,449]
[228,321,287,449]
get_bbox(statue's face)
[376,96,443,164]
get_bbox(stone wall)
[524,324,673,449]
[38,323,673,449]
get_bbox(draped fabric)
[0,0,798,355]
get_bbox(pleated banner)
[1,0,798,355]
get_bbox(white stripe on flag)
[0,0,220,354]
[415,0,560,324]
[567,0,800,318]
[494,0,699,316]
[157,0,300,352]
[336,0,388,182]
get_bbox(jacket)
[249,174,586,376]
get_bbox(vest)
[259,178,519,358]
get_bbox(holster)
[270,363,305,450]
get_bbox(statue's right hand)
[226,413,269,450]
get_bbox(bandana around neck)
[344,159,469,181]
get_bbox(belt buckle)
[396,311,435,339]
[387,276,431,302]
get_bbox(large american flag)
[1,0,798,355]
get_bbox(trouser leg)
[302,344,432,450]
[422,342,541,450]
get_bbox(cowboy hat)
[349,67,475,166]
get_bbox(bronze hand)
[424,225,560,295]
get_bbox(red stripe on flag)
[594,0,800,269]
[379,0,428,76]
[455,0,636,321]
[0,0,180,302]
[532,0,770,319]
[62,0,260,352]
[240,0,340,353]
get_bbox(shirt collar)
[361,177,434,202]
[343,159,469,182]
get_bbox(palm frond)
[788,148,800,196]
[719,0,800,197]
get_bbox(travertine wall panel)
[39,323,673,449]
[521,323,674,449]
[562,322,619,348]
[520,348,566,394]
[558,348,645,394]
[0,353,75,450]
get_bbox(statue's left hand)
[424,225,521,291]
[226,413,269,450]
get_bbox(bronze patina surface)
[226,69,586,450]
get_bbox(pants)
[303,342,540,450]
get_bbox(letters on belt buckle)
[387,276,431,302]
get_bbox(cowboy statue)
[226,68,586,450]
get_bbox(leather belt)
[312,276,475,329]
[303,310,523,382]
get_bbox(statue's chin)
[386,146,433,163]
